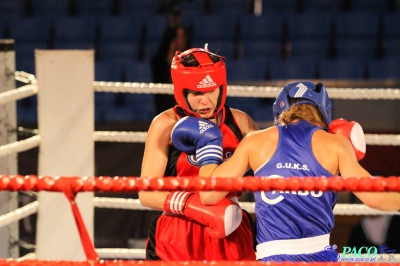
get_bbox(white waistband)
[256,234,330,259]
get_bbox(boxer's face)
[186,89,220,118]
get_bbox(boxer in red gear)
[138,48,258,261]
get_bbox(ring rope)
[93,197,400,216]
[2,199,398,232]
[4,259,400,265]
[93,131,147,143]
[0,135,41,158]
[0,84,37,105]
[93,81,400,100]
[1,175,399,193]
[5,81,398,104]
[0,201,38,228]
[93,131,400,146]
[4,131,399,151]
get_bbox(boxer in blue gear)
[178,81,400,262]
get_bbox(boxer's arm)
[165,191,242,238]
[335,135,400,211]
[199,138,252,205]
[138,113,175,211]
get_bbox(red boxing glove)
[164,191,242,239]
[329,118,366,161]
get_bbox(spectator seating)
[269,59,318,80]
[318,59,367,79]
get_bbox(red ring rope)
[0,175,399,192]
[0,259,394,265]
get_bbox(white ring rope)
[93,81,400,100]
[95,248,146,260]
[93,197,400,216]
[1,132,399,156]
[0,201,38,228]
[1,132,398,159]
[3,198,398,229]
[0,84,37,105]
[94,131,400,146]
[0,135,41,158]
[93,131,147,143]
[365,134,400,146]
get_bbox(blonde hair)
[279,103,327,127]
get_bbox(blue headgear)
[273,81,332,125]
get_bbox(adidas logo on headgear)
[294,83,308,98]
[197,75,217,88]
[198,120,213,134]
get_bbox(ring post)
[35,50,95,260]
[0,39,19,258]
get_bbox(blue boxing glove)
[171,116,223,167]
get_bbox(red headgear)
[170,48,227,118]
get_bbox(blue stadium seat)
[240,12,285,41]
[17,99,38,124]
[144,14,169,44]
[336,39,377,59]
[32,0,69,18]
[287,11,332,40]
[0,1,25,18]
[192,13,237,44]
[178,1,203,18]
[262,0,297,12]
[53,16,97,48]
[241,40,280,60]
[289,39,329,60]
[301,0,341,12]
[211,0,251,15]
[94,62,124,122]
[8,17,52,43]
[8,17,50,66]
[0,18,5,39]
[383,13,400,57]
[333,11,380,60]
[125,61,152,83]
[103,105,137,123]
[368,58,400,79]
[120,1,158,16]
[99,16,145,44]
[95,62,124,82]
[225,97,259,118]
[75,0,112,17]
[15,42,48,70]
[385,38,400,58]
[16,58,36,74]
[123,60,156,122]
[226,59,268,82]
[383,13,400,39]
[145,40,160,61]
[269,59,317,80]
[350,0,389,14]
[98,42,140,65]
[318,59,366,79]
[334,11,380,39]
[53,42,96,50]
